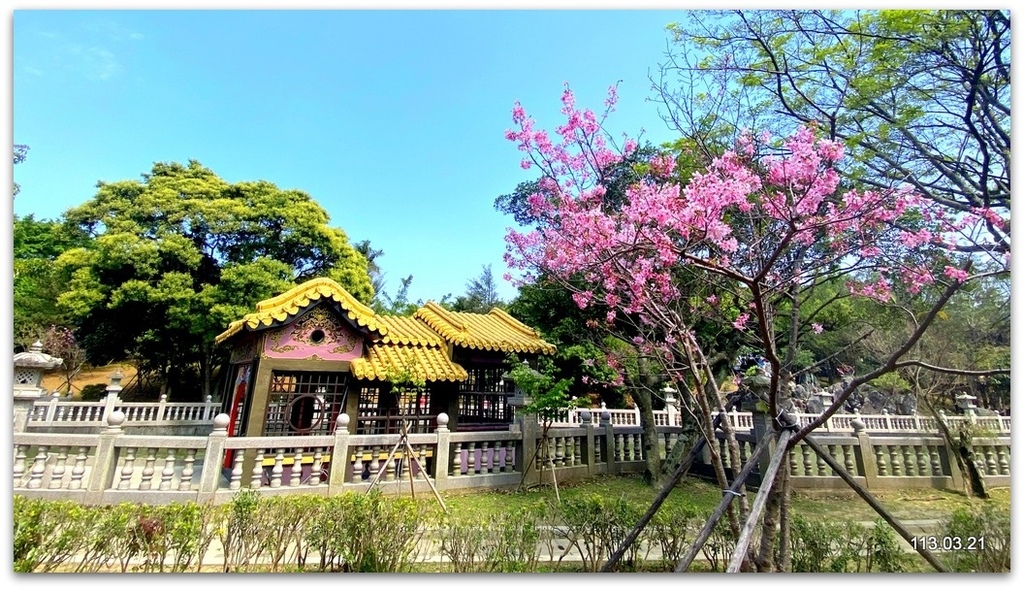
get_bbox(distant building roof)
[215,277,555,382]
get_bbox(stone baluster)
[915,445,929,476]
[451,442,462,477]
[843,444,855,476]
[369,448,381,480]
[875,445,888,476]
[506,439,516,472]
[140,448,157,490]
[385,451,397,482]
[996,446,1009,475]
[467,442,477,475]
[13,445,28,488]
[984,446,997,476]
[160,449,177,490]
[69,447,87,490]
[613,433,623,462]
[788,447,801,476]
[179,449,196,491]
[118,447,137,490]
[311,449,324,486]
[270,449,285,488]
[887,446,902,476]
[27,446,49,489]
[48,447,69,490]
[251,449,265,488]
[480,441,491,474]
[230,450,245,490]
[815,450,828,476]
[495,441,507,473]
[554,436,565,468]
[573,435,582,466]
[901,445,915,476]
[928,445,942,476]
[352,446,365,484]
[799,444,812,476]
[290,449,303,487]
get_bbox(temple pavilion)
[214,277,555,438]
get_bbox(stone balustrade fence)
[13,406,1009,506]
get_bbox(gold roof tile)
[376,315,446,347]
[215,277,385,344]
[413,302,556,355]
[351,344,468,382]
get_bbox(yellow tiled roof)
[413,302,557,355]
[350,344,468,382]
[376,315,446,347]
[214,277,386,344]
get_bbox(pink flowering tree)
[503,85,1008,570]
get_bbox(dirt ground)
[40,364,138,398]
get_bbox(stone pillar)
[87,410,127,503]
[601,408,616,475]
[580,409,596,473]
[511,400,538,485]
[851,416,877,489]
[12,390,44,434]
[433,413,451,490]
[328,414,352,492]
[198,413,231,498]
[745,371,773,485]
[102,370,124,422]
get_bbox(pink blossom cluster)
[503,86,1006,344]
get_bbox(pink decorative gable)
[263,305,363,361]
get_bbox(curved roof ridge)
[488,307,541,337]
[215,277,385,344]
[420,300,465,331]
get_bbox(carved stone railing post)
[328,414,351,493]
[580,410,596,474]
[87,410,126,502]
[600,408,617,475]
[198,413,230,499]
[102,371,124,423]
[850,417,877,489]
[433,413,451,491]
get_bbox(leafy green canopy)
[54,160,373,398]
[660,10,1010,251]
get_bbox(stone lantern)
[13,341,63,432]
[955,392,978,414]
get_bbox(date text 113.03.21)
[911,536,985,551]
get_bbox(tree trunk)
[922,397,989,499]
[776,465,793,571]
[755,461,788,571]
[633,387,662,484]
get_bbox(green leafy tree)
[656,9,1010,251]
[54,160,374,399]
[13,215,90,349]
[354,239,387,304]
[452,264,504,313]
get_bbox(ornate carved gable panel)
[262,304,363,361]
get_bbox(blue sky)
[11,8,685,305]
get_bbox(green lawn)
[437,473,1010,526]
